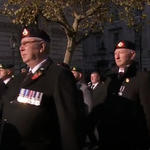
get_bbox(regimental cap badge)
[72,67,76,71]
[71,66,82,73]
[117,41,125,48]
[0,63,14,69]
[115,40,135,51]
[22,28,30,37]
[21,27,50,42]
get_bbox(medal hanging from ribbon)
[118,85,125,96]
[17,88,43,106]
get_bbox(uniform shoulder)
[49,63,71,74]
[47,62,75,82]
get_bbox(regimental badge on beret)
[117,41,125,48]
[22,28,30,37]
[0,63,14,69]
[115,40,135,50]
[21,27,50,42]
[72,67,76,71]
[71,66,82,72]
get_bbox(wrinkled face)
[19,37,45,67]
[91,73,100,84]
[0,68,9,80]
[114,48,136,68]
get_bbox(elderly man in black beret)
[89,40,150,150]
[0,27,85,150]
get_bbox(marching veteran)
[0,27,84,150]
[91,40,150,150]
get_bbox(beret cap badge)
[71,66,82,73]
[22,28,30,37]
[0,63,14,69]
[21,27,50,42]
[115,40,135,50]
[117,41,125,48]
[72,67,76,71]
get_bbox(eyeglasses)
[21,40,43,46]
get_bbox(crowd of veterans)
[0,26,149,150]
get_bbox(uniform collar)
[29,58,48,74]
[3,77,11,84]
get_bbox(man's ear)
[40,42,46,53]
[130,50,136,60]
[79,73,83,79]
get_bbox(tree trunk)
[63,36,76,65]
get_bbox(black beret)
[115,40,135,50]
[22,27,50,43]
[71,66,82,73]
[0,64,14,69]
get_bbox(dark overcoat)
[90,63,150,149]
[0,80,7,97]
[0,58,84,150]
[91,83,105,107]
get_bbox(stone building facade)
[0,15,22,73]
[83,5,150,76]
[0,17,83,73]
[0,5,150,76]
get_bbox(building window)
[96,35,101,50]
[113,9,119,21]
[113,32,119,46]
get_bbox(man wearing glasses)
[0,27,84,150]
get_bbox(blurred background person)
[0,63,14,87]
[89,71,101,90]
[71,66,93,113]
[88,71,104,107]
[71,67,99,150]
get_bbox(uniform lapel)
[93,83,99,90]
[21,58,53,87]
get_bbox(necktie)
[91,84,95,90]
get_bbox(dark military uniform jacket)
[92,62,150,149]
[0,58,83,150]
